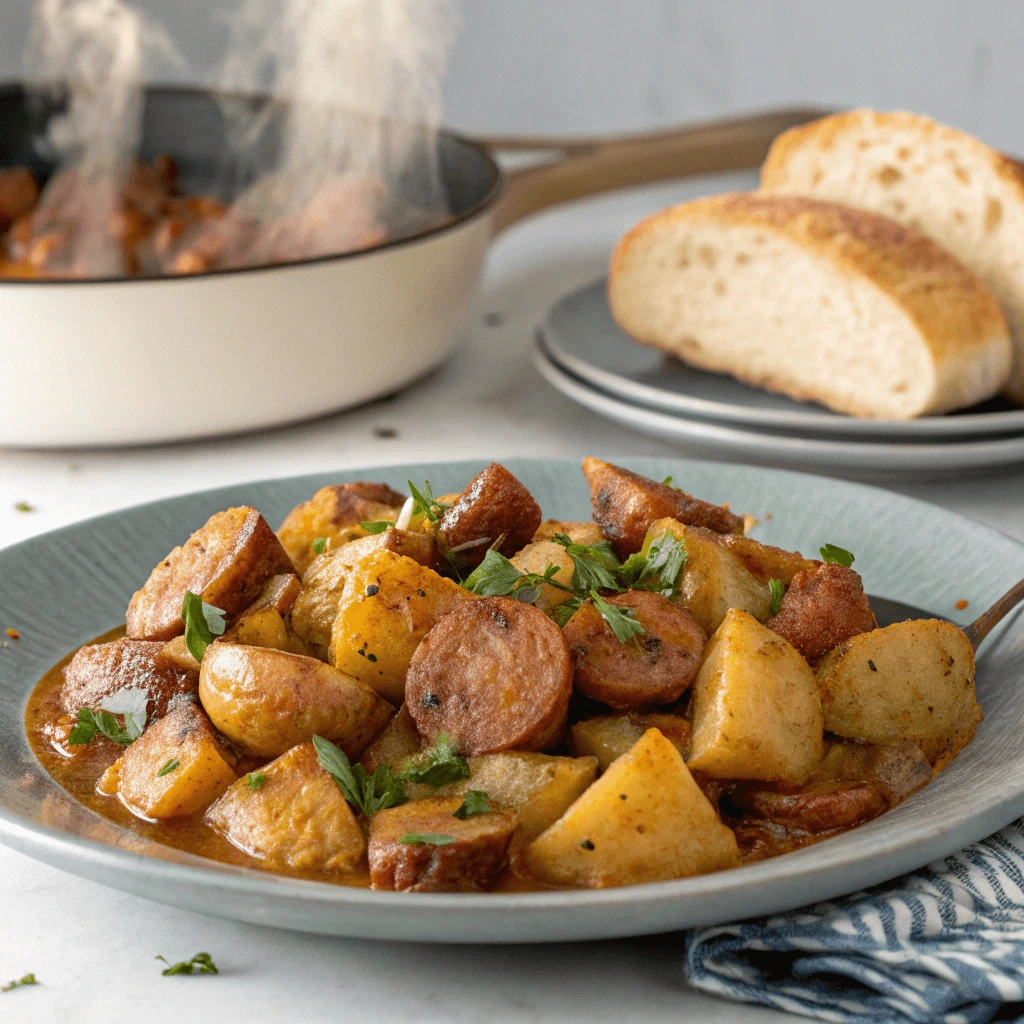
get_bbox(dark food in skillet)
[27,460,982,892]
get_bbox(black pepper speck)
[366,584,379,597]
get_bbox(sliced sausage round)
[406,597,572,754]
[563,589,706,709]
[727,779,887,834]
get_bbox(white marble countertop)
[2,176,1023,1024]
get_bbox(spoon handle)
[964,576,1024,650]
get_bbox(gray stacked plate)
[534,279,1024,475]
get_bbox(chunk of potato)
[643,518,770,634]
[509,540,575,612]
[126,506,295,642]
[716,534,820,585]
[689,609,824,784]
[206,743,365,872]
[358,704,422,773]
[570,713,691,770]
[533,519,605,546]
[524,728,740,887]
[199,643,393,758]
[277,482,406,574]
[99,702,236,819]
[219,607,310,656]
[329,549,477,703]
[291,529,437,659]
[816,619,980,767]
[249,572,303,615]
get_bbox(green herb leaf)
[359,520,392,534]
[407,480,449,523]
[553,596,582,628]
[181,591,226,662]
[590,590,646,644]
[1,973,38,992]
[313,734,407,815]
[551,534,623,593]
[452,790,491,819]
[311,536,327,555]
[157,758,180,777]
[660,476,674,487]
[156,953,218,976]
[402,734,470,788]
[399,833,456,846]
[98,687,148,741]
[819,543,855,568]
[768,578,785,616]
[246,771,266,791]
[462,549,571,604]
[68,701,144,748]
[624,532,688,599]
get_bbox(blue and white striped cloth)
[686,819,1024,1024]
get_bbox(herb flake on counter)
[246,771,266,791]
[13,501,33,513]
[769,578,785,616]
[819,543,855,568]
[453,790,491,819]
[181,591,226,662]
[313,734,407,816]
[359,520,393,534]
[311,536,328,555]
[590,591,646,645]
[1,973,38,992]
[401,734,469,789]
[407,480,449,523]
[156,953,218,976]
[157,758,180,777]
[399,833,456,846]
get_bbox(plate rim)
[542,278,1024,440]
[3,455,1024,942]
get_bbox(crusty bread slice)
[608,193,1010,420]
[761,109,1024,402]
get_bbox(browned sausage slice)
[582,457,744,557]
[62,637,198,720]
[126,506,295,642]
[406,597,573,754]
[563,590,706,709]
[727,780,887,834]
[767,563,877,663]
[436,463,542,569]
[368,796,517,891]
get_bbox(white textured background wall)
[0,1,1022,151]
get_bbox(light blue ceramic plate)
[1,458,1023,943]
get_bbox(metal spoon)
[869,576,1024,651]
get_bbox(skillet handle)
[477,107,831,234]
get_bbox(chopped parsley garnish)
[13,501,33,513]
[156,953,218,976]
[553,596,583,628]
[590,591,646,644]
[453,790,491,819]
[69,688,148,747]
[551,534,622,593]
[181,591,226,662]
[407,480,450,523]
[246,771,266,791]
[1,973,38,992]
[157,758,180,777]
[399,833,456,846]
[313,734,407,816]
[768,578,785,616]
[660,476,674,487]
[311,536,328,555]
[359,520,393,534]
[401,734,470,788]
[462,548,571,604]
[619,531,687,599]
[819,543,855,568]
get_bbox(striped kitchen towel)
[686,818,1024,1024]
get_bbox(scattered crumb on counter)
[955,599,969,611]
[764,513,773,521]
[742,514,759,533]
[13,501,33,512]
[484,311,504,327]
[5,628,19,640]
[373,426,398,439]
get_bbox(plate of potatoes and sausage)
[1,456,1023,943]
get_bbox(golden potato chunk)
[582,457,743,557]
[249,572,303,615]
[689,609,824,784]
[358,704,422,773]
[206,743,365,872]
[717,534,820,585]
[644,518,771,634]
[533,519,606,546]
[290,529,436,659]
[816,619,980,766]
[199,643,393,758]
[524,728,740,888]
[101,703,236,819]
[569,712,692,770]
[277,481,406,574]
[126,506,295,642]
[510,540,575,613]
[62,637,198,719]
[767,563,877,663]
[368,796,517,891]
[329,549,477,703]
[436,462,542,569]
